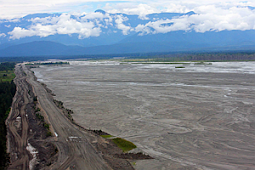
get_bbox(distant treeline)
[0,63,16,169]
[0,62,16,72]
[150,52,255,61]
[34,61,69,65]
[1,51,255,62]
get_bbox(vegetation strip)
[0,62,16,169]
[26,61,70,65]
[112,138,137,152]
[100,135,114,138]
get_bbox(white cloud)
[114,15,133,35]
[1,0,255,20]
[0,33,6,37]
[81,12,106,20]
[135,5,255,34]
[135,17,191,35]
[8,12,138,39]
[191,6,255,32]
[9,13,102,39]
[3,0,255,39]
[105,3,159,20]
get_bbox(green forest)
[0,62,16,169]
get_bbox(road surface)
[6,64,31,169]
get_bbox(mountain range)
[1,10,255,57]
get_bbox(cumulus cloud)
[114,15,133,35]
[135,5,255,35]
[81,12,106,21]
[9,13,102,39]
[105,3,159,20]
[8,12,136,39]
[190,6,255,32]
[4,1,255,39]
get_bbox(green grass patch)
[112,138,137,152]
[100,135,114,138]
[175,66,185,68]
[0,71,15,82]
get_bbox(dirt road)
[7,64,117,169]
[6,64,32,169]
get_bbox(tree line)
[0,62,16,169]
[1,52,255,62]
[0,62,16,72]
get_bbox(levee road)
[7,63,113,169]
[6,64,31,169]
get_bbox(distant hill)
[0,41,84,57]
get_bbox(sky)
[1,0,255,19]
[1,0,255,40]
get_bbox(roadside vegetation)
[0,62,16,169]
[33,98,52,137]
[53,99,74,121]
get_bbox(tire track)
[6,64,31,169]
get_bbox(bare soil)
[6,64,57,170]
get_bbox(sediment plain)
[33,61,255,170]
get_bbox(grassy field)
[100,134,137,152]
[0,71,15,82]
[112,138,137,152]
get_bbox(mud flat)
[33,61,255,170]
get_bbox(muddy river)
[33,61,255,170]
